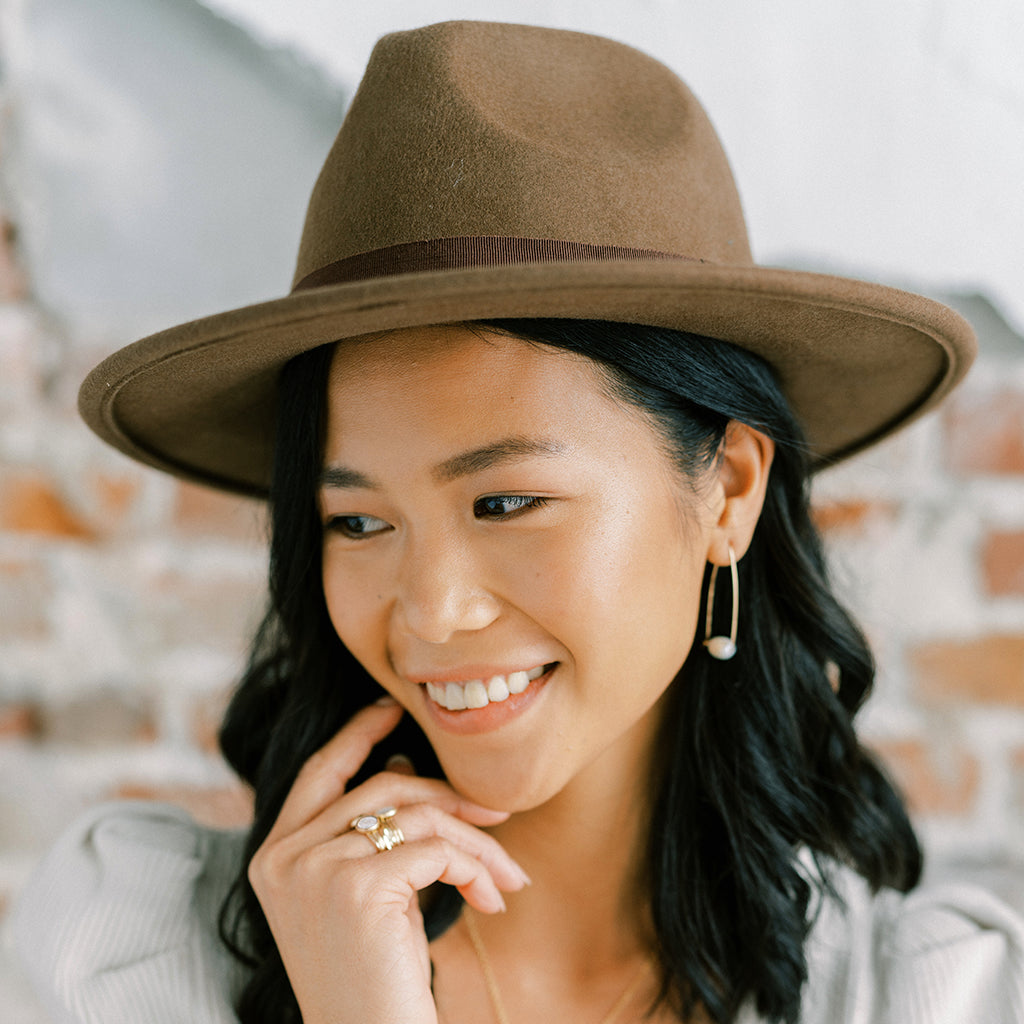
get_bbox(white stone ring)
[349,806,405,852]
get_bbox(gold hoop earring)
[703,544,739,660]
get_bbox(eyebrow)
[319,436,567,490]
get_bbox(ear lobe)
[706,422,774,566]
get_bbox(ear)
[704,422,774,566]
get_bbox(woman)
[14,20,1024,1024]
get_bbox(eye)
[324,514,392,539]
[473,495,550,519]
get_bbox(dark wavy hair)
[217,318,922,1024]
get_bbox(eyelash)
[325,514,390,539]
[473,495,550,519]
[325,496,550,539]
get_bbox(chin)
[441,757,567,815]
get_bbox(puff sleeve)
[802,867,1024,1024]
[10,801,248,1024]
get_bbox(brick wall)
[812,308,1024,867]
[0,210,264,1007]
[0,205,262,900]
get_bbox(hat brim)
[79,259,975,497]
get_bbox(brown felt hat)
[79,20,975,497]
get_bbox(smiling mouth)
[423,664,552,711]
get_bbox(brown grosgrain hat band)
[291,237,691,291]
[79,20,975,497]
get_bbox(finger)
[340,802,529,890]
[367,837,512,915]
[297,770,509,848]
[385,753,416,775]
[271,770,511,869]
[271,698,404,836]
[353,772,511,826]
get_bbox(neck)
[482,698,665,970]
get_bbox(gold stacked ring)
[350,806,405,852]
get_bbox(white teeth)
[445,682,466,710]
[464,680,489,709]
[506,670,529,694]
[425,665,550,711]
[487,675,510,702]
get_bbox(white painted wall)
[1,0,346,340]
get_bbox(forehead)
[326,324,613,428]
[321,324,675,474]
[328,323,595,391]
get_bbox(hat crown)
[293,20,752,288]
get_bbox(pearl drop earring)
[703,544,739,660]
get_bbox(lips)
[423,664,549,711]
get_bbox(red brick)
[812,500,897,535]
[92,472,142,523]
[37,691,158,746]
[0,472,94,539]
[0,702,40,739]
[982,530,1024,596]
[911,635,1024,706]
[114,783,254,828]
[871,737,980,816]
[173,481,265,540]
[945,390,1024,475]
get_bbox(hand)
[248,698,529,1024]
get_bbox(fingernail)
[374,695,398,706]
[516,864,532,886]
[386,753,414,771]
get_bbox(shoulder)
[801,861,1024,1024]
[11,801,249,1024]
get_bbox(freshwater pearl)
[705,636,737,660]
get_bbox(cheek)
[537,505,705,671]
[321,552,384,664]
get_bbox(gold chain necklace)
[462,908,653,1024]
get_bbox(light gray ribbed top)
[11,801,1024,1023]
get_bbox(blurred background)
[1,1,1022,1018]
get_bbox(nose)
[391,531,501,644]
